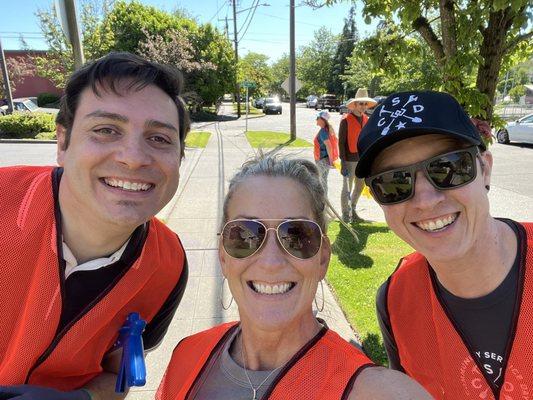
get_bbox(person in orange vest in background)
[338,88,377,223]
[313,110,339,197]
[0,53,189,399]
[157,155,432,400]
[355,90,532,399]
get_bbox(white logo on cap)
[377,94,424,136]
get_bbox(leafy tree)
[306,0,533,125]
[508,84,525,102]
[237,52,272,98]
[34,0,115,88]
[328,6,358,95]
[269,53,290,96]
[298,27,338,95]
[0,57,35,98]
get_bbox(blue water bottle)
[114,312,147,393]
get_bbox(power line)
[209,0,227,23]
[238,0,260,41]
[257,12,321,27]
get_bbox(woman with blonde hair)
[157,155,431,400]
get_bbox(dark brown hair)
[56,52,190,157]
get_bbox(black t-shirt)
[377,219,523,390]
[52,167,188,350]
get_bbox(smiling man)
[355,90,532,399]
[0,53,189,399]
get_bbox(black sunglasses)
[219,219,324,260]
[366,146,480,205]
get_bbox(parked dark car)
[315,94,340,111]
[263,97,282,114]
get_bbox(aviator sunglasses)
[366,146,480,205]
[219,219,324,260]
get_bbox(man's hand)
[0,385,91,400]
[341,160,349,177]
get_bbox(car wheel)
[279,110,282,114]
[497,129,510,144]
[314,105,318,110]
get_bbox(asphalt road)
[1,101,532,221]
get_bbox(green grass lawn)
[185,131,211,148]
[232,102,263,115]
[245,131,312,148]
[326,221,413,365]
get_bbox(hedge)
[37,92,61,107]
[0,113,56,138]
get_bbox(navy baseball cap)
[355,90,486,178]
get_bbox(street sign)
[281,77,302,94]
[241,81,256,88]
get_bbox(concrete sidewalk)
[127,105,383,398]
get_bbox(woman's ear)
[219,239,228,278]
[479,150,493,188]
[319,236,331,281]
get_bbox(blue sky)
[1,0,377,63]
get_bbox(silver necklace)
[240,335,283,400]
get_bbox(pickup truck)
[315,94,340,112]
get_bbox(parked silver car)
[497,113,533,145]
[0,98,59,115]
[306,95,317,108]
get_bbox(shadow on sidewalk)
[331,222,390,269]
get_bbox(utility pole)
[59,0,85,69]
[0,38,14,114]
[232,0,241,117]
[289,0,296,140]
[225,16,229,39]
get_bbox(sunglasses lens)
[222,220,266,259]
[427,150,476,188]
[278,220,322,259]
[370,170,414,204]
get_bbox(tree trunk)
[476,7,515,122]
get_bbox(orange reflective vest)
[157,322,375,400]
[386,222,533,399]
[0,166,186,390]
[314,128,339,162]
[343,113,367,154]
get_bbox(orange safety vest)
[0,166,186,390]
[386,222,533,399]
[157,322,375,400]
[343,113,367,154]
[314,128,339,162]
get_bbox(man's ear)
[56,124,67,166]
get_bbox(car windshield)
[22,100,39,111]
[265,98,277,104]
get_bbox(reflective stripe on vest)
[157,322,374,400]
[343,113,367,154]
[0,166,186,390]
[387,222,533,399]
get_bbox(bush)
[0,113,56,138]
[37,92,60,107]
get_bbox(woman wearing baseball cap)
[356,90,532,399]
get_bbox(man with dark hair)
[0,52,189,399]
[356,90,532,399]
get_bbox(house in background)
[4,50,62,98]
[524,84,533,105]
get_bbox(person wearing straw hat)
[338,88,377,222]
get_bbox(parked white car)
[497,113,533,145]
[0,98,59,115]
[306,95,318,108]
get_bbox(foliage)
[184,131,211,148]
[34,0,115,89]
[328,6,358,96]
[245,131,312,148]
[497,58,532,95]
[306,0,533,128]
[0,113,56,137]
[269,54,290,96]
[298,27,339,95]
[37,92,60,107]
[326,221,412,365]
[237,52,272,98]
[0,56,35,97]
[508,85,526,102]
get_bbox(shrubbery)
[37,92,60,107]
[0,113,56,138]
